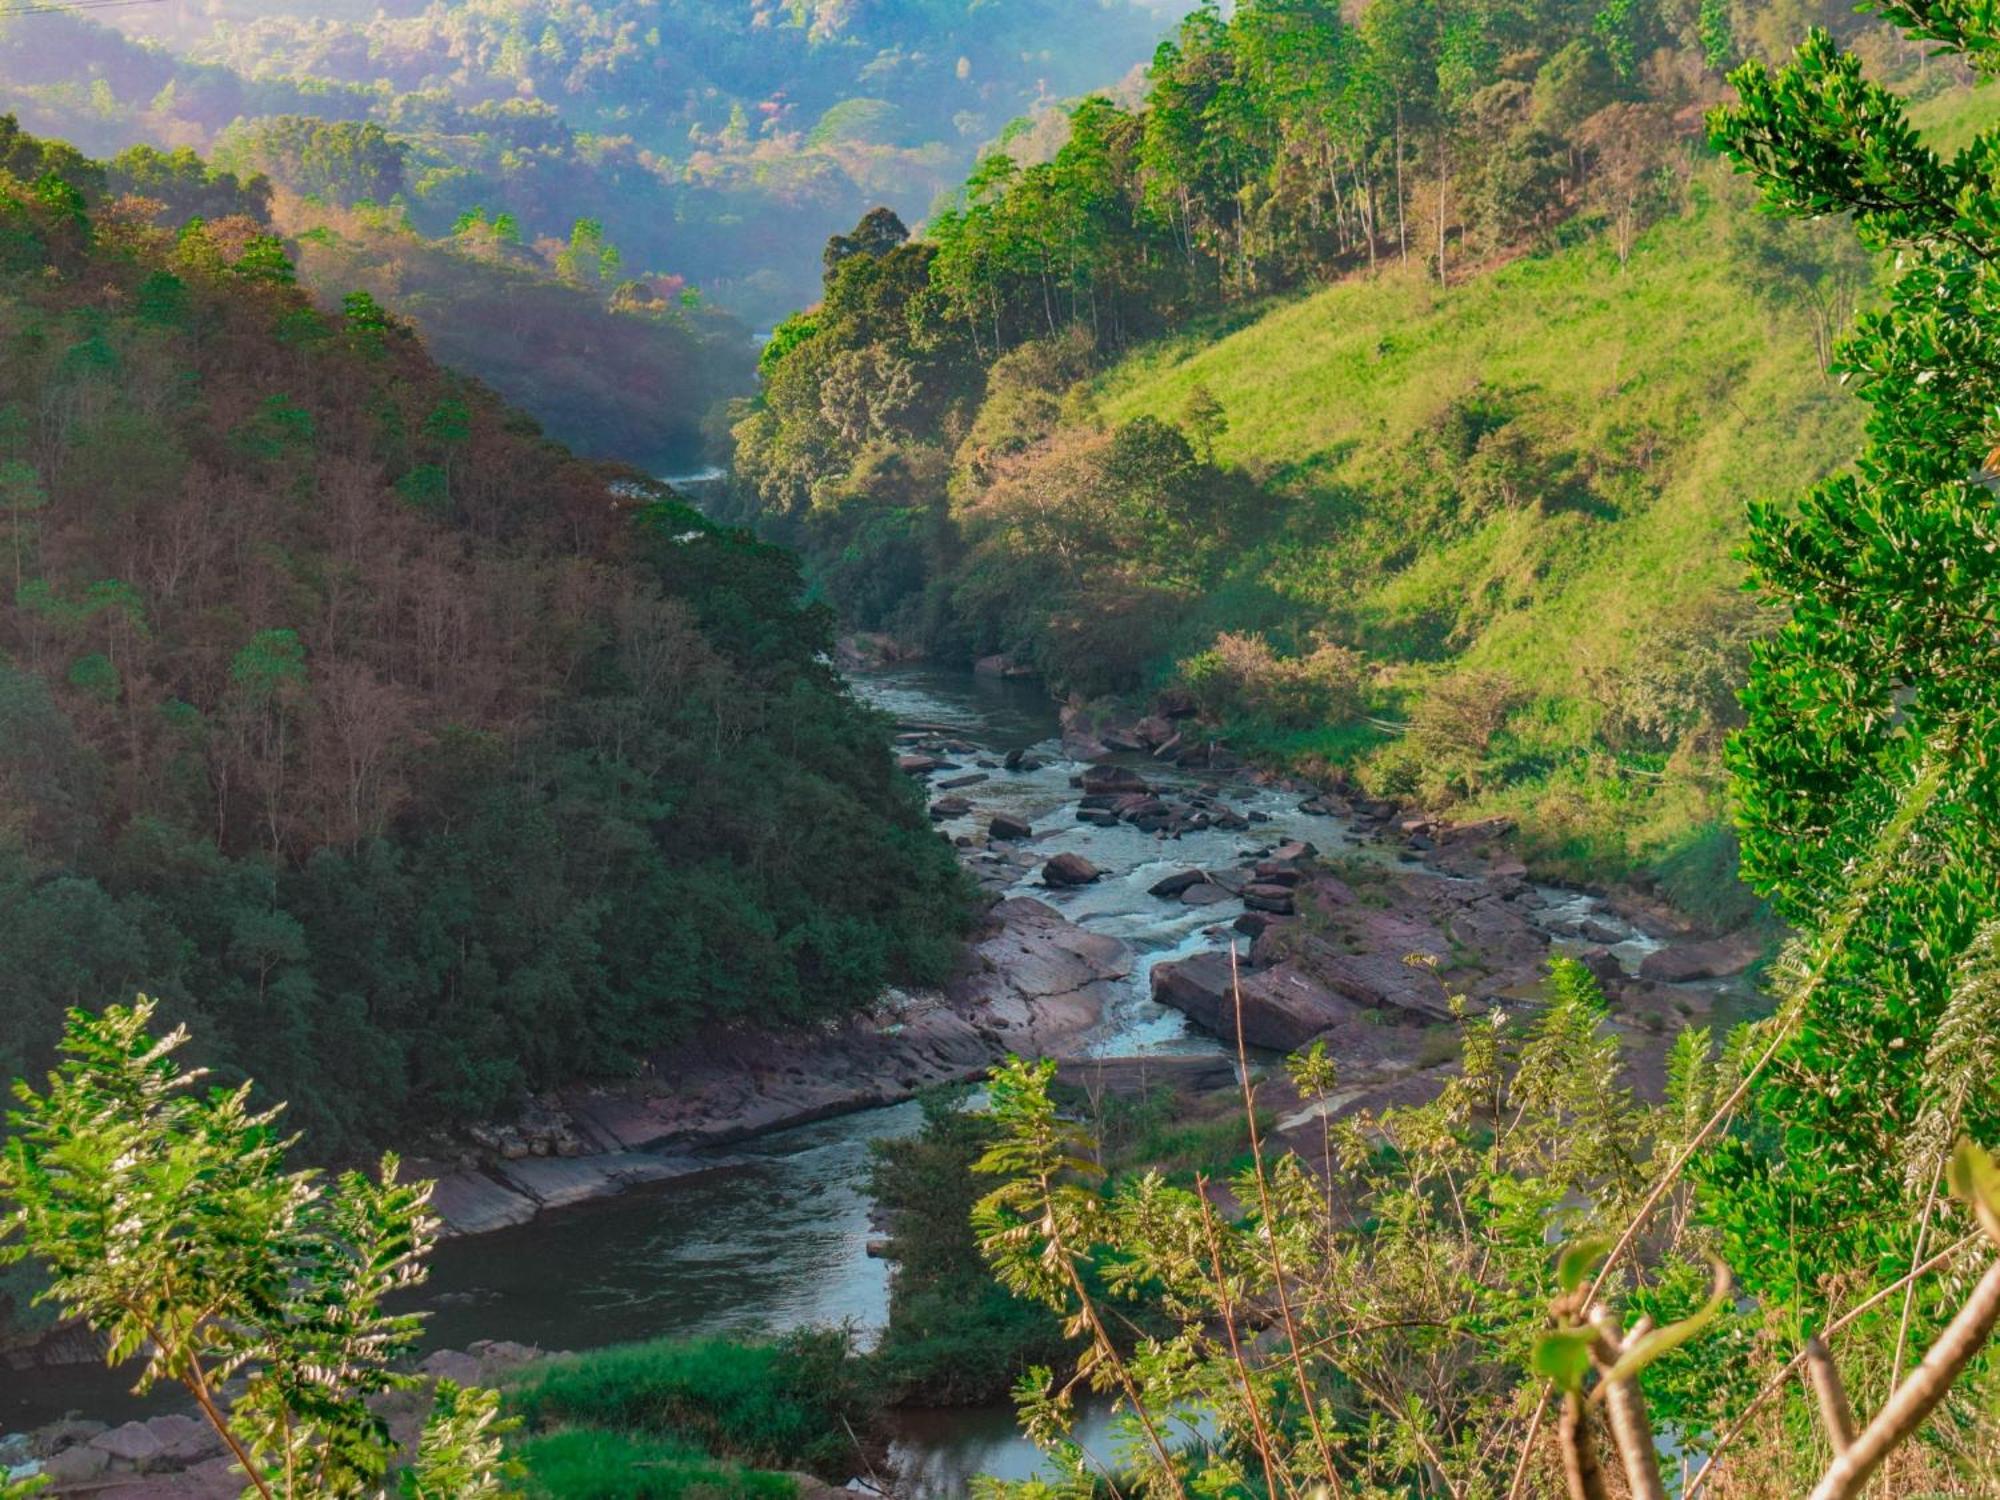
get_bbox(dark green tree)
[1701,8,2000,1318]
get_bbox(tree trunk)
[1395,100,1408,265]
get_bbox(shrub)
[1406,668,1524,797]
[1181,630,1366,729]
[512,1430,795,1500]
[506,1332,876,1479]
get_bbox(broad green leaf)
[1948,1138,2000,1245]
[1593,1257,1731,1396]
[1531,1327,1596,1394]
[1555,1234,1613,1295]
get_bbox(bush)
[1405,668,1524,798]
[867,1091,1068,1405]
[1181,630,1366,729]
[506,1332,878,1480]
[512,1429,796,1500]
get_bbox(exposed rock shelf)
[419,895,1133,1236]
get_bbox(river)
[1,665,1681,1491]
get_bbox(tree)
[0,457,43,595]
[1699,7,2000,1321]
[1178,383,1227,463]
[554,218,619,288]
[823,205,909,271]
[0,1000,517,1499]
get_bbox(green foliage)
[234,234,296,285]
[506,1332,877,1479]
[0,120,971,1159]
[510,1429,794,1500]
[969,958,1737,1494]
[0,1000,514,1498]
[403,1381,522,1499]
[1700,6,2000,1309]
[867,1090,1068,1404]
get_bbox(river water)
[2,665,1680,1490]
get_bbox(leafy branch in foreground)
[1545,1138,2000,1500]
[969,957,1733,1498]
[0,998,517,1499]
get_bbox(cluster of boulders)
[464,1098,584,1162]
[4,1414,230,1494]
[1060,693,1238,770]
[893,725,1049,823]
[1148,836,1552,1055]
[4,1344,546,1496]
[1141,837,1320,921]
[1070,763,1266,837]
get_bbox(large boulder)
[1243,884,1297,915]
[1150,953,1361,1051]
[1149,869,1209,899]
[974,654,1035,679]
[989,813,1034,841]
[90,1421,164,1469]
[1081,764,1151,796]
[1286,935,1467,1022]
[1041,853,1103,888]
[1638,930,1765,983]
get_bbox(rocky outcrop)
[1638,930,1765,983]
[420,897,1132,1235]
[1150,952,1374,1052]
[1149,840,1556,1051]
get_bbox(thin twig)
[1195,1180,1294,1500]
[1229,946,1355,1500]
[1683,1231,1982,1499]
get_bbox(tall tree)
[1701,7,2000,1318]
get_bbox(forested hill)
[726,0,1961,913]
[0,121,970,1159]
[0,0,1188,326]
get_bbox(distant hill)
[0,0,1189,326]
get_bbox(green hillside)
[725,2,1994,917]
[1068,81,1986,900]
[1090,175,1866,897]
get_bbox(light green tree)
[0,999,519,1499]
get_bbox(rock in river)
[1150,952,1363,1052]
[1243,883,1298,915]
[1149,868,1208,899]
[1638,929,1764,983]
[1042,852,1103,887]
[989,813,1034,841]
[1080,764,1151,796]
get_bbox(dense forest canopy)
[0,119,971,1171]
[0,0,1190,326]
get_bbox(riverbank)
[416,893,1135,1236]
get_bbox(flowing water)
[2,665,1693,1490]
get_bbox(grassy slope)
[1089,89,1989,903]
[1085,149,1930,895]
